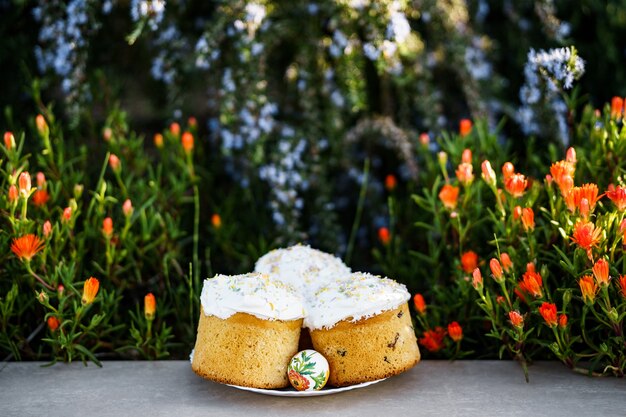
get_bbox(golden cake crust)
[192,311,302,389]
[310,302,420,387]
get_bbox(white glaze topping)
[254,244,352,299]
[303,272,410,330]
[200,273,305,321]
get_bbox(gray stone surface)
[0,360,624,417]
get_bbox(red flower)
[571,221,602,261]
[459,119,473,137]
[47,316,60,332]
[448,322,463,342]
[579,275,598,304]
[32,189,49,207]
[508,311,524,328]
[460,251,479,273]
[378,227,391,245]
[419,327,446,352]
[11,234,45,262]
[592,258,610,287]
[385,174,397,191]
[438,184,459,210]
[538,302,557,327]
[611,96,624,118]
[413,294,426,315]
[606,185,626,211]
[504,173,528,198]
[288,370,310,391]
[521,207,535,231]
[618,275,626,299]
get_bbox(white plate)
[226,378,387,397]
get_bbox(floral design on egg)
[287,349,329,391]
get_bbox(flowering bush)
[1,1,625,378]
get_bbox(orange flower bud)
[566,147,577,164]
[419,133,430,146]
[618,275,626,298]
[188,116,198,128]
[521,207,535,231]
[500,253,513,272]
[489,258,504,283]
[545,174,553,185]
[508,311,524,328]
[558,314,568,329]
[481,160,496,186]
[102,127,113,142]
[385,174,397,191]
[461,251,478,273]
[32,189,49,207]
[502,162,515,180]
[579,275,598,304]
[611,96,624,118]
[62,207,72,222]
[47,316,60,332]
[496,295,505,305]
[505,173,527,198]
[459,119,473,137]
[36,172,46,187]
[82,277,100,305]
[472,268,483,289]
[455,163,474,186]
[461,149,472,164]
[4,131,15,150]
[109,154,121,172]
[526,262,535,273]
[378,227,391,245]
[447,322,463,342]
[512,205,522,220]
[520,270,543,298]
[36,114,49,136]
[413,293,426,315]
[154,133,164,148]
[211,213,222,229]
[144,293,156,320]
[8,184,18,202]
[592,258,610,287]
[102,217,113,238]
[539,302,557,327]
[123,199,133,217]
[438,184,459,210]
[170,122,181,136]
[182,131,194,153]
[43,220,52,238]
[18,172,31,197]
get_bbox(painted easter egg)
[287,349,330,391]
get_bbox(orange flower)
[82,277,100,305]
[154,133,164,148]
[385,174,397,191]
[144,293,156,320]
[558,314,568,329]
[501,162,515,180]
[169,122,181,136]
[460,250,479,273]
[549,161,575,195]
[520,270,543,298]
[378,227,391,245]
[606,185,626,211]
[472,268,483,289]
[419,327,445,352]
[448,322,463,342]
[489,258,504,283]
[459,119,473,137]
[521,207,535,231]
[618,275,626,298]
[539,302,557,327]
[455,163,474,186]
[500,253,513,272]
[572,184,601,212]
[592,258,610,287]
[8,184,18,202]
[211,213,222,229]
[438,184,459,210]
[47,316,60,332]
[504,173,527,198]
[19,172,31,197]
[611,96,624,118]
[571,221,602,261]
[102,217,113,238]
[11,234,45,262]
[481,160,496,186]
[579,275,597,304]
[4,131,15,149]
[109,154,121,172]
[32,189,49,207]
[413,293,426,315]
[182,131,194,153]
[508,311,524,328]
[461,149,472,164]
[288,370,310,391]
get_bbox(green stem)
[345,158,370,266]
